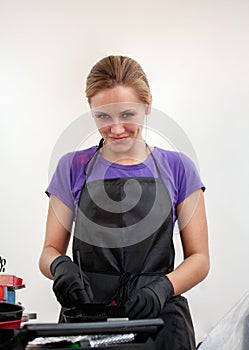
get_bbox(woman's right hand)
[50,255,93,308]
[39,195,94,308]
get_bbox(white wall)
[1,0,249,342]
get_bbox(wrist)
[164,275,174,298]
[147,275,174,311]
[50,255,72,276]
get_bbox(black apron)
[72,150,196,350]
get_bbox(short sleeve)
[177,152,205,205]
[45,152,75,212]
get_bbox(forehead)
[90,85,142,108]
[91,102,145,116]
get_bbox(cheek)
[126,123,143,133]
[123,120,137,127]
[95,122,110,134]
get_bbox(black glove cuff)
[164,275,174,298]
[147,275,174,310]
[50,255,72,276]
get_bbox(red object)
[0,286,3,300]
[0,318,24,329]
[0,274,23,287]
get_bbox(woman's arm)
[39,195,74,279]
[167,189,210,295]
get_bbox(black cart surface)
[0,318,164,349]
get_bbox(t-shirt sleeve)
[45,152,75,212]
[176,152,205,205]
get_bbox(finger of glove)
[124,294,139,318]
[67,277,93,304]
[53,283,75,308]
[53,274,79,296]
[53,277,85,307]
[70,290,91,305]
[74,279,93,303]
[133,295,154,319]
[125,290,159,319]
[61,288,89,308]
[125,294,148,319]
[143,288,161,317]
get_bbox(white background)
[1,0,249,343]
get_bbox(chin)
[107,138,134,154]
[109,144,132,154]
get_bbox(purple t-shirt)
[46,146,205,224]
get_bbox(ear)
[146,105,151,115]
[145,95,152,115]
[145,104,152,116]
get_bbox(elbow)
[38,253,46,277]
[200,254,210,282]
[38,250,53,280]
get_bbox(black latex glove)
[124,276,174,319]
[50,255,93,308]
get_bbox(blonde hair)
[85,55,152,105]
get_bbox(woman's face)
[91,85,149,156]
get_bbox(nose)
[110,122,125,135]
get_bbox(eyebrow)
[120,109,135,113]
[94,108,135,114]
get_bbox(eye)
[121,112,134,119]
[95,113,110,120]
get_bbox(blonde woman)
[39,55,209,349]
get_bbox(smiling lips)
[109,136,129,142]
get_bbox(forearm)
[40,196,73,280]
[168,189,210,295]
[167,252,210,296]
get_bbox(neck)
[100,140,152,165]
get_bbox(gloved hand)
[124,276,174,319]
[50,255,93,308]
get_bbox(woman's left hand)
[124,276,174,319]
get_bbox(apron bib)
[72,150,196,349]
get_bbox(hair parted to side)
[85,55,152,105]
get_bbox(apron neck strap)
[84,139,164,182]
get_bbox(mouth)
[109,137,130,143]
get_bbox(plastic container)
[0,303,24,323]
[0,275,23,287]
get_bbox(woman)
[39,55,210,349]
